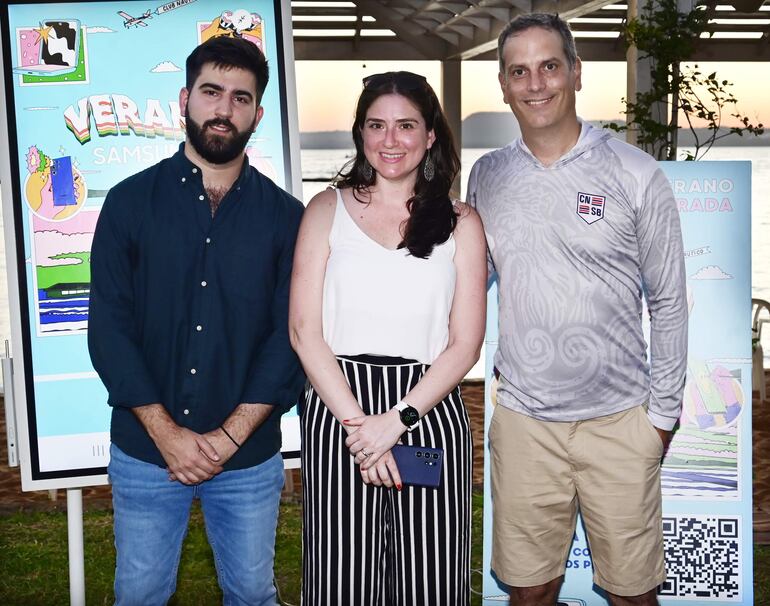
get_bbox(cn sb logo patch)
[576,192,605,224]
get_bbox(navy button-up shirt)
[88,145,305,470]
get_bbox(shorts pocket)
[488,405,498,442]
[637,406,664,458]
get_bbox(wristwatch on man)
[394,401,420,432]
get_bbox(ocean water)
[0,146,768,385]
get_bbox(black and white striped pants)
[301,354,472,606]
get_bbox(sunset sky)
[294,60,769,134]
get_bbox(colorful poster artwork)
[660,361,741,499]
[12,5,283,193]
[14,19,89,85]
[198,8,265,48]
[24,145,87,221]
[31,211,97,335]
[3,0,296,483]
[658,162,751,502]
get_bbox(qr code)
[660,515,741,601]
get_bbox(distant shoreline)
[301,113,770,150]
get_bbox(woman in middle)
[289,71,486,606]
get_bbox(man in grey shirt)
[468,13,687,606]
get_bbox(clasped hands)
[343,409,405,489]
[159,425,239,485]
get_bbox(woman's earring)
[362,159,373,180]
[423,151,435,182]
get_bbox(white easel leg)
[67,488,85,606]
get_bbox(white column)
[625,0,667,155]
[440,59,462,194]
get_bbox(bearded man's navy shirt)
[88,144,305,470]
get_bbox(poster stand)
[67,488,85,606]
[0,2,300,601]
[2,345,19,467]
[479,161,754,604]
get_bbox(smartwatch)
[394,401,420,432]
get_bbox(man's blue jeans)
[108,444,284,606]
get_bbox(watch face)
[400,407,420,426]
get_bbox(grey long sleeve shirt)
[468,122,687,430]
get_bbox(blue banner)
[482,161,753,604]
[1,0,297,483]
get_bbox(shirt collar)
[170,142,254,190]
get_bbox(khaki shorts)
[489,404,666,596]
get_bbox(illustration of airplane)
[118,10,152,28]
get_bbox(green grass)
[0,504,304,606]
[0,495,766,605]
[757,544,770,606]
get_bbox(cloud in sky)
[34,230,95,264]
[24,107,57,111]
[86,26,114,33]
[690,265,733,280]
[151,61,181,73]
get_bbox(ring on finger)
[361,448,371,458]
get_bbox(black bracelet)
[220,425,241,448]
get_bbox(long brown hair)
[335,72,460,259]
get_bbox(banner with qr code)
[481,161,753,604]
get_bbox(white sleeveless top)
[322,188,456,364]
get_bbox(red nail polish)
[396,484,402,491]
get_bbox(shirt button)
[205,237,211,244]
[190,368,197,375]
[192,167,198,173]
[181,177,186,183]
[201,280,207,287]
[199,195,205,201]
[196,325,202,331]
[183,409,190,415]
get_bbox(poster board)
[0,0,302,490]
[481,161,753,603]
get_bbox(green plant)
[605,0,764,160]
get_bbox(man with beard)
[88,36,304,606]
